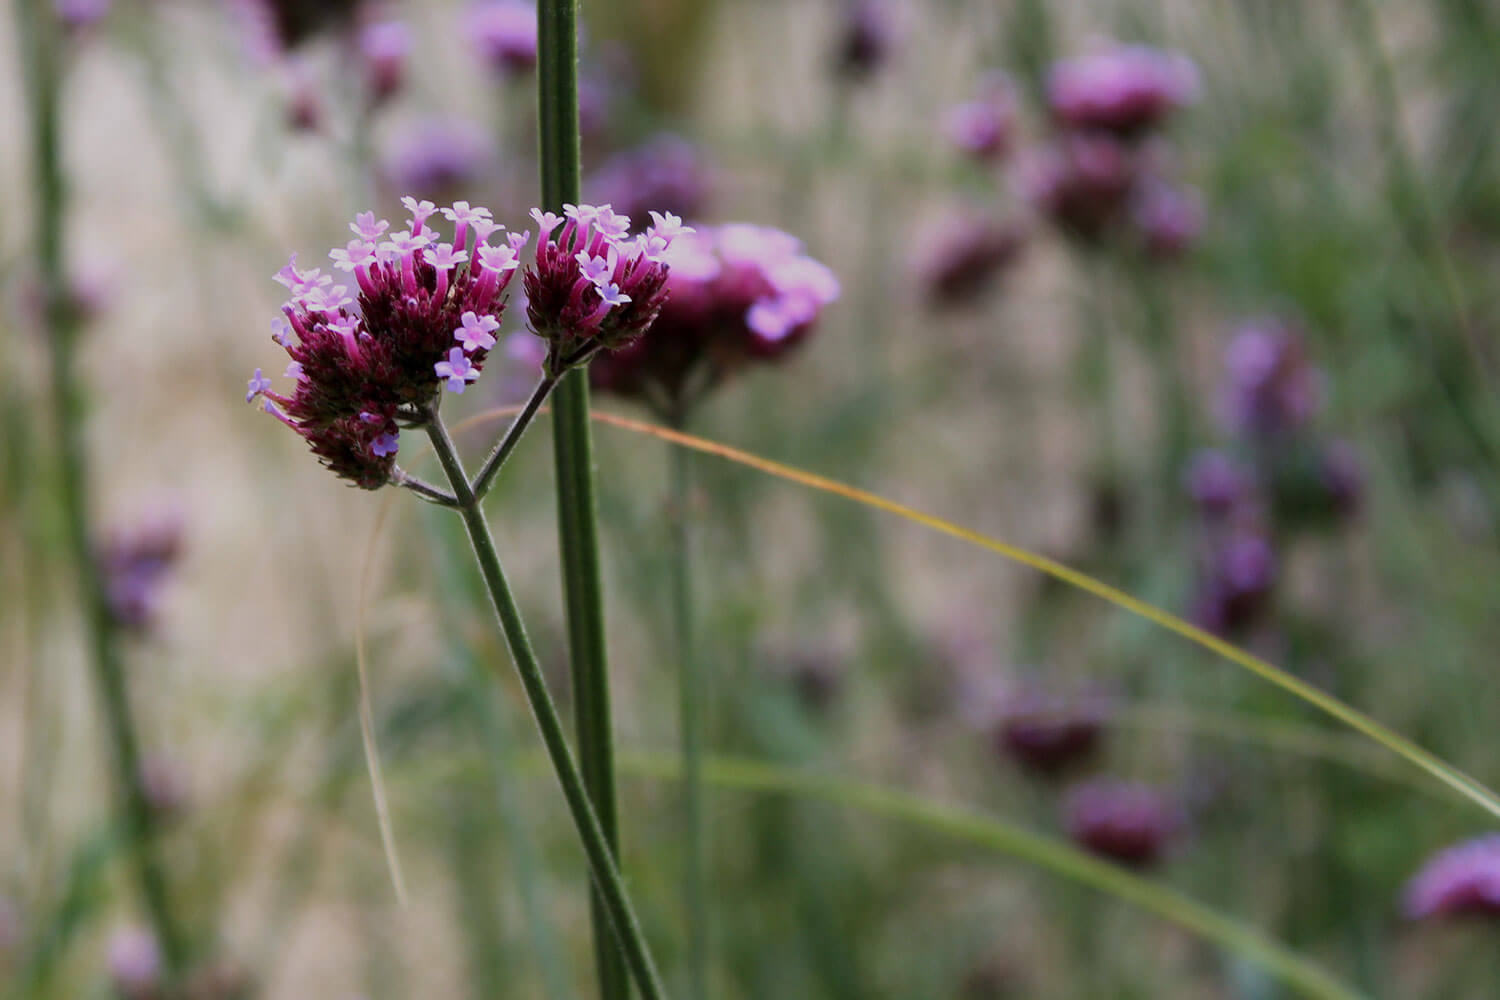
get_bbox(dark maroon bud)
[1183,449,1251,518]
[916,215,1026,308]
[1063,778,1182,868]
[832,0,897,81]
[1017,135,1137,242]
[992,688,1110,778]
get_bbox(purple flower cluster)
[1046,44,1199,139]
[1182,320,1363,633]
[590,223,840,414]
[55,0,110,32]
[832,0,897,81]
[108,926,162,999]
[945,73,1018,163]
[227,0,365,62]
[1223,318,1325,438]
[587,135,713,229]
[523,204,682,367]
[358,18,410,106]
[1063,778,1182,868]
[1014,42,1202,252]
[916,214,1026,308]
[991,687,1110,778]
[466,0,538,78]
[247,198,519,488]
[99,509,184,633]
[379,119,496,202]
[1404,835,1500,920]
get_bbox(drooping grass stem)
[421,411,667,1000]
[536,3,632,997]
[668,416,708,1000]
[15,0,188,975]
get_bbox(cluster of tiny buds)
[524,203,685,372]
[246,196,521,488]
[246,197,685,489]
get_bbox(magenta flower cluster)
[590,223,841,414]
[1183,319,1363,635]
[1404,835,1500,920]
[523,204,683,367]
[1063,778,1182,869]
[247,197,521,488]
[1046,45,1199,138]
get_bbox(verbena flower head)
[916,214,1026,308]
[246,199,514,488]
[466,0,538,77]
[1131,179,1203,258]
[99,507,184,633]
[1063,779,1182,868]
[228,0,364,62]
[55,0,111,32]
[587,135,712,228]
[992,687,1110,779]
[832,0,897,81]
[590,222,840,413]
[380,119,495,203]
[108,926,162,1000]
[1404,835,1500,920]
[945,73,1017,162]
[359,18,410,105]
[1017,134,1137,242]
[1047,43,1199,138]
[1191,528,1277,636]
[1183,449,1252,518]
[1221,318,1324,438]
[523,204,679,369]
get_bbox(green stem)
[668,416,708,999]
[537,3,631,996]
[422,413,667,1000]
[16,0,188,975]
[472,371,559,500]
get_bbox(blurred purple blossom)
[1183,449,1252,518]
[992,687,1110,778]
[1191,529,1277,636]
[55,0,110,32]
[359,19,410,105]
[832,0,897,81]
[466,0,538,78]
[1063,779,1182,868]
[1131,180,1203,258]
[1017,134,1137,242]
[99,508,184,633]
[916,214,1026,307]
[1222,318,1325,438]
[1047,43,1199,138]
[945,74,1017,162]
[380,120,495,202]
[592,223,839,413]
[587,135,712,228]
[107,926,162,999]
[1405,835,1500,920]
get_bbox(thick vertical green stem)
[422,415,667,1000]
[537,2,630,997]
[668,421,708,1000]
[16,0,188,975]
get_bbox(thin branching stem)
[421,411,667,1000]
[391,467,460,507]
[471,371,559,500]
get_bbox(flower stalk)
[421,406,667,1000]
[536,3,631,997]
